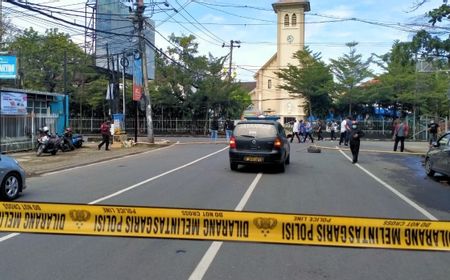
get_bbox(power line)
[173,0,225,44]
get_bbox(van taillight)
[230,136,236,149]
[274,137,282,149]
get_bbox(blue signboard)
[0,56,17,79]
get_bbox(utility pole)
[136,1,154,143]
[222,40,241,79]
[106,43,112,117]
[0,0,3,46]
[64,50,68,129]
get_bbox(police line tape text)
[93,215,248,238]
[282,223,450,247]
[0,211,65,230]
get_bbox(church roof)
[254,53,277,78]
[272,0,310,12]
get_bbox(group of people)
[289,117,364,163]
[205,115,443,159]
[291,120,314,143]
[210,117,235,142]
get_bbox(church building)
[250,0,310,124]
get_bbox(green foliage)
[151,34,250,121]
[9,28,92,92]
[275,47,334,117]
[368,41,449,118]
[8,28,111,117]
[427,2,450,26]
[330,42,373,115]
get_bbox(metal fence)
[1,114,59,153]
[68,118,218,136]
[68,116,449,141]
[1,115,447,153]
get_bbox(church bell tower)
[272,0,310,70]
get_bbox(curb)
[24,143,174,177]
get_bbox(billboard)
[95,0,155,80]
[1,92,27,115]
[0,56,17,79]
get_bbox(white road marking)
[0,145,229,243]
[0,233,20,242]
[189,173,263,280]
[89,146,229,204]
[337,147,438,221]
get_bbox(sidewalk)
[11,139,172,177]
[311,139,430,155]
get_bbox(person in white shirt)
[339,118,347,146]
[290,119,301,143]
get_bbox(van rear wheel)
[230,162,238,171]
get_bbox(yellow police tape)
[1,202,449,251]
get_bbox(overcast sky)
[4,0,443,81]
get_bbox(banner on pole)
[133,56,143,101]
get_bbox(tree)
[371,41,449,118]
[8,28,113,118]
[0,14,20,50]
[150,34,250,122]
[330,42,373,116]
[275,47,333,118]
[9,28,91,93]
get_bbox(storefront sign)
[0,56,17,79]
[1,92,27,115]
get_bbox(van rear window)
[234,124,277,138]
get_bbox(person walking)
[330,120,338,141]
[98,120,111,151]
[339,118,347,145]
[349,121,364,164]
[299,120,305,141]
[224,119,235,141]
[344,116,352,145]
[290,119,302,143]
[428,119,440,145]
[210,117,219,142]
[303,120,314,143]
[393,118,409,152]
[316,120,324,141]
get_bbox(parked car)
[0,155,27,200]
[425,132,450,177]
[229,120,290,172]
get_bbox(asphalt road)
[0,140,449,280]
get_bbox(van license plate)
[244,156,263,162]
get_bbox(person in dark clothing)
[224,119,235,141]
[428,120,440,145]
[316,120,324,141]
[210,117,219,142]
[349,121,364,164]
[393,118,409,152]
[98,120,111,151]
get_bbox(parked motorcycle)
[64,127,84,149]
[36,127,63,156]
[61,128,75,152]
[72,133,84,148]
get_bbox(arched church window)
[284,14,289,27]
[292,14,297,26]
[268,79,272,89]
